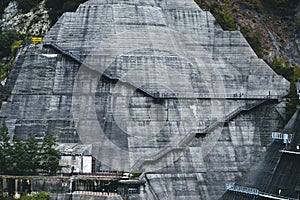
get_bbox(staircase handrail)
[44,42,282,100]
[43,42,157,98]
[130,99,269,172]
[42,43,273,172]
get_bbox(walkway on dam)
[223,184,298,200]
[42,42,281,172]
[221,190,297,200]
[130,98,272,172]
[43,42,281,101]
[221,110,300,200]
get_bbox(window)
[128,187,139,194]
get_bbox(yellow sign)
[31,37,43,44]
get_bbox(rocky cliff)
[0,0,291,199]
[1,0,50,36]
[195,0,300,67]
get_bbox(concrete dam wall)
[0,0,290,199]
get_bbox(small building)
[272,132,292,144]
[57,144,96,174]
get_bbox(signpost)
[31,37,43,44]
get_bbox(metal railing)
[43,42,165,99]
[226,184,297,200]
[130,100,268,172]
[43,42,282,100]
[43,43,277,172]
[226,184,259,196]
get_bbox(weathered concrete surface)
[143,102,285,199]
[220,110,300,199]
[0,0,290,199]
[31,177,69,193]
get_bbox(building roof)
[118,180,145,185]
[57,143,92,156]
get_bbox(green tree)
[0,124,60,175]
[0,195,14,200]
[286,82,299,121]
[25,136,40,174]
[10,139,29,175]
[240,0,261,11]
[269,58,300,121]
[0,0,11,17]
[261,0,298,16]
[296,15,300,32]
[9,137,40,175]
[0,123,13,174]
[45,0,88,25]
[0,30,23,58]
[270,57,294,82]
[20,192,50,200]
[40,134,60,175]
[17,0,42,13]
[210,2,236,31]
[0,30,24,81]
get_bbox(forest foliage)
[0,30,24,59]
[45,0,87,25]
[0,0,87,24]
[194,0,299,57]
[0,124,60,176]
[1,0,43,16]
[195,0,300,121]
[0,192,50,200]
[195,0,298,31]
[0,0,11,17]
[269,58,300,121]
[0,30,25,81]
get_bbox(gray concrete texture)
[0,0,290,199]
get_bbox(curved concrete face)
[0,0,290,199]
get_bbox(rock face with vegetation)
[0,0,297,199]
[195,0,300,66]
[1,1,50,36]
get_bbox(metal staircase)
[43,42,158,98]
[43,42,279,172]
[44,42,281,100]
[226,184,297,200]
[130,100,270,172]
